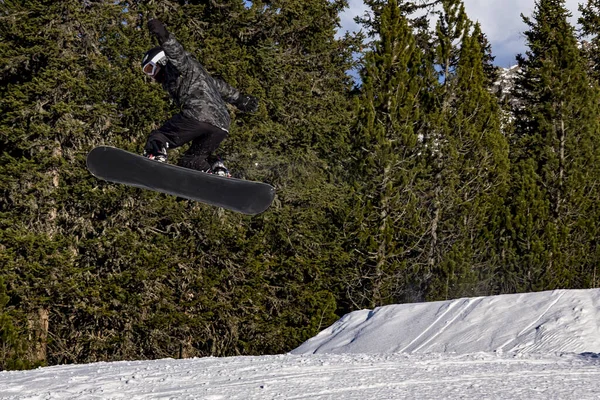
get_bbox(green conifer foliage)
[233,0,360,344]
[415,0,466,300]
[346,0,429,308]
[0,277,31,370]
[579,0,600,83]
[435,0,468,109]
[425,21,510,300]
[476,29,500,86]
[510,0,600,290]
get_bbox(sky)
[2,288,600,399]
[339,0,584,67]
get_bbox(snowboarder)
[141,18,258,176]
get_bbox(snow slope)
[292,289,600,355]
[1,289,600,399]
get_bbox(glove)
[236,95,259,113]
[148,19,169,43]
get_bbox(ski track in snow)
[401,297,483,353]
[496,290,565,353]
[2,289,600,399]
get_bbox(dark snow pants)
[145,113,228,171]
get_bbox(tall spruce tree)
[345,0,430,308]
[419,0,467,292]
[509,0,600,291]
[578,0,600,289]
[424,21,509,300]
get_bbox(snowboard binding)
[210,160,231,177]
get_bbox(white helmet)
[141,46,166,77]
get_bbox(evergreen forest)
[2,0,600,370]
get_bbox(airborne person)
[140,19,258,176]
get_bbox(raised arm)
[148,19,258,112]
[147,19,190,74]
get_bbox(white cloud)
[463,0,582,66]
[339,0,585,67]
[338,0,369,35]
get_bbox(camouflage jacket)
[158,34,242,132]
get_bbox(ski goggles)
[142,50,166,76]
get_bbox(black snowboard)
[86,146,275,215]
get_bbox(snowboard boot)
[143,143,168,163]
[210,160,231,177]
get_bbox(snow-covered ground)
[2,289,600,399]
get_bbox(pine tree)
[509,0,600,290]
[578,0,600,83]
[345,0,431,307]
[424,21,509,300]
[417,0,467,297]
[476,29,500,86]
[435,0,468,110]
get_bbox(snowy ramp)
[292,289,600,355]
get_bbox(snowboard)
[86,146,275,215]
